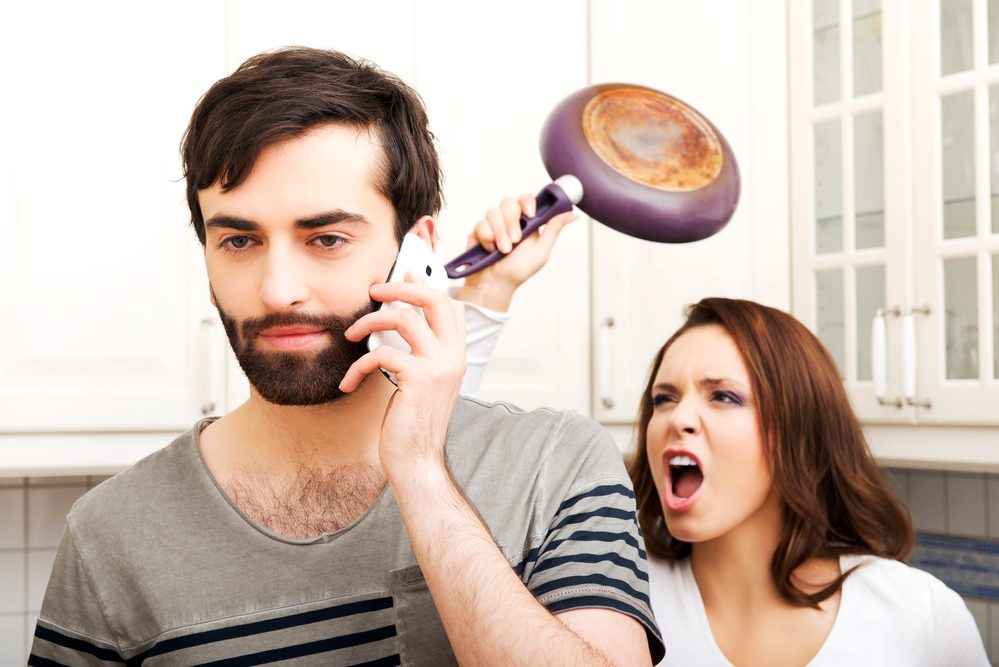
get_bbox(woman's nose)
[669,397,702,437]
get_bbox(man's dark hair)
[181,47,443,244]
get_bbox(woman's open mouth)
[664,451,704,511]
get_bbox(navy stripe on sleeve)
[530,551,649,581]
[553,484,635,517]
[516,529,647,576]
[33,625,125,663]
[531,573,652,607]
[547,507,637,535]
[28,655,73,667]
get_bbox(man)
[30,47,664,665]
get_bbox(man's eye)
[313,234,344,249]
[219,236,254,253]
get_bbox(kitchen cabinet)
[790,0,999,428]
[584,0,791,431]
[0,1,594,474]
[0,1,227,433]
[0,1,804,473]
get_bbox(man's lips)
[257,326,329,350]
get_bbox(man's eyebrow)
[204,215,259,232]
[203,211,371,233]
[294,210,370,230]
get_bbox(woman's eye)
[712,390,743,406]
[652,393,676,408]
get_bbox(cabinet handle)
[598,317,615,409]
[902,306,932,409]
[200,318,221,415]
[872,308,902,408]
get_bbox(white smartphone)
[367,232,449,361]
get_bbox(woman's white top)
[456,295,510,398]
[649,553,988,666]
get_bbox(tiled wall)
[880,468,997,662]
[0,469,996,664]
[0,476,108,665]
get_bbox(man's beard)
[214,296,376,406]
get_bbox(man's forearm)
[388,463,616,666]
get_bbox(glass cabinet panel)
[994,255,999,378]
[944,256,979,379]
[816,120,843,253]
[990,0,999,64]
[817,269,846,375]
[814,0,841,105]
[992,85,999,234]
[941,91,976,239]
[941,0,974,75]
[855,111,885,248]
[853,0,882,96]
[856,265,886,381]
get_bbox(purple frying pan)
[445,83,740,279]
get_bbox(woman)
[630,297,987,665]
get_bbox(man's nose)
[259,242,310,310]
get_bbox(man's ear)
[410,215,438,252]
[209,285,217,307]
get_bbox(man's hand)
[339,271,466,477]
[456,193,576,312]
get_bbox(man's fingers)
[367,274,462,346]
[345,307,436,352]
[339,346,410,392]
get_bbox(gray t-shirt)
[30,398,664,665]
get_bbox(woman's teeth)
[669,455,704,500]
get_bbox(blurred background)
[1,0,998,662]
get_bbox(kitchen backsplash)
[1,469,996,664]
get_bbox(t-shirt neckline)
[189,417,392,546]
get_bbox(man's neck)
[202,372,397,478]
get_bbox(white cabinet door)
[0,2,227,431]
[790,0,915,424]
[414,1,591,415]
[910,0,999,424]
[589,0,791,423]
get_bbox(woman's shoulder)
[842,554,960,604]
[835,554,987,664]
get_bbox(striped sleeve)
[518,417,665,663]
[29,525,125,666]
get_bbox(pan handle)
[444,176,583,279]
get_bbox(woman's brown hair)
[629,297,914,607]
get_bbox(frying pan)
[445,83,740,279]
